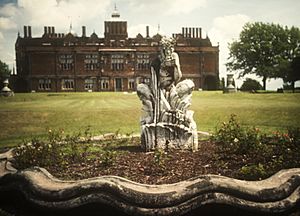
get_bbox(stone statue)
[137,36,198,151]
[1,78,14,97]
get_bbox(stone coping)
[0,149,300,215]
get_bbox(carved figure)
[137,36,198,151]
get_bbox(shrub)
[101,149,117,167]
[239,163,267,180]
[213,114,300,179]
[212,114,263,154]
[240,78,263,91]
[14,137,64,169]
[269,128,300,168]
[153,148,168,168]
[13,128,92,169]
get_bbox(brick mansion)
[14,8,219,92]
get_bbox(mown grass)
[0,91,299,147]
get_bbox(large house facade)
[14,9,219,92]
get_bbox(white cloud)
[125,0,206,16]
[0,31,4,49]
[165,0,206,15]
[0,3,18,17]
[208,14,251,86]
[0,17,17,30]
[14,0,111,33]
[0,0,113,67]
[128,24,160,37]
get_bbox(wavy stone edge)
[0,150,300,215]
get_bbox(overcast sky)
[0,0,300,89]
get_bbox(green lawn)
[0,91,299,147]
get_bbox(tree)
[0,60,11,89]
[240,78,263,91]
[0,60,11,79]
[283,56,300,92]
[227,22,288,90]
[276,27,300,92]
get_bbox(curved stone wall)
[0,150,300,215]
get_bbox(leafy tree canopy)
[227,22,300,90]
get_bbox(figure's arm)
[172,52,182,83]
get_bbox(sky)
[0,0,300,90]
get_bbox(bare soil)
[44,140,280,185]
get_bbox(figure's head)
[160,36,176,60]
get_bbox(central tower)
[104,5,128,40]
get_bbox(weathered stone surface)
[1,79,14,97]
[223,73,237,93]
[137,37,198,151]
[0,149,299,215]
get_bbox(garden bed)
[1,115,300,215]
[12,115,300,185]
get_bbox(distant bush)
[240,78,263,91]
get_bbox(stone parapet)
[0,153,299,215]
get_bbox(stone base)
[141,123,198,151]
[0,90,14,97]
[223,87,237,93]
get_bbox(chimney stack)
[199,28,202,38]
[23,26,27,38]
[146,26,149,38]
[82,26,86,37]
[44,26,47,34]
[196,28,199,38]
[185,27,188,37]
[28,26,32,38]
[51,26,55,35]
[47,27,51,35]
[182,27,184,36]
[192,27,195,38]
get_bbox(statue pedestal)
[141,123,198,151]
[223,86,237,93]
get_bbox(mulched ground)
[45,140,272,185]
